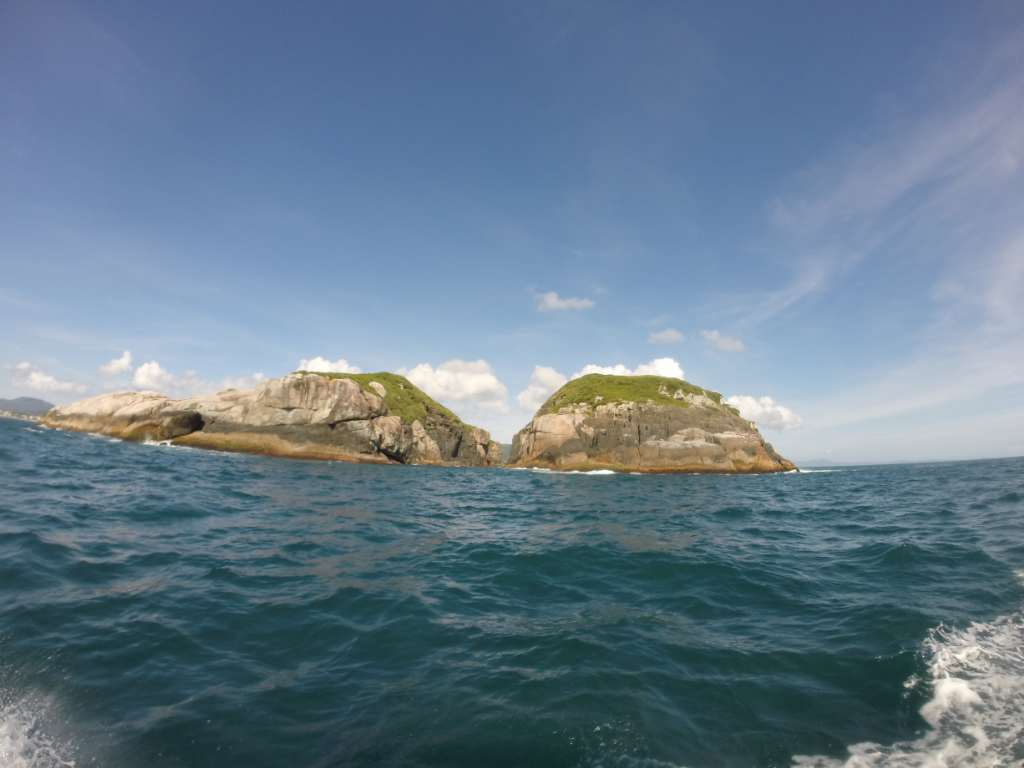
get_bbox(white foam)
[536,468,618,475]
[508,467,619,475]
[793,607,1024,767]
[0,690,75,768]
[796,468,845,473]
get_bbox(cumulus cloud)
[725,395,802,430]
[572,357,685,380]
[99,350,133,375]
[516,365,568,412]
[130,361,266,395]
[701,329,746,352]
[648,328,684,344]
[536,291,595,312]
[132,360,175,390]
[12,362,85,393]
[298,356,362,373]
[404,359,509,411]
[221,372,266,390]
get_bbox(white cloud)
[701,329,746,352]
[572,357,685,380]
[648,328,684,344]
[516,366,568,412]
[536,291,595,312]
[221,372,266,390]
[99,350,133,375]
[725,395,802,430]
[132,360,175,390]
[404,359,509,411]
[12,361,86,394]
[298,356,362,373]
[130,361,266,395]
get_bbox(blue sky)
[2,1,1023,462]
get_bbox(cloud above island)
[701,330,746,352]
[516,365,568,411]
[535,291,595,312]
[99,350,133,375]
[12,362,86,393]
[129,359,265,396]
[132,360,175,390]
[648,328,684,344]
[404,359,509,411]
[297,356,362,374]
[725,395,801,430]
[573,357,685,381]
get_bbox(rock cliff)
[42,372,501,467]
[508,374,795,473]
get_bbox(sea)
[2,416,1022,767]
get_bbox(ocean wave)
[793,603,1024,766]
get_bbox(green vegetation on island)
[294,371,464,425]
[538,373,733,415]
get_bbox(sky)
[2,1,1023,463]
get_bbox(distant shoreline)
[0,411,41,423]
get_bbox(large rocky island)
[42,372,502,467]
[509,374,795,473]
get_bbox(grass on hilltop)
[538,373,730,415]
[294,371,465,425]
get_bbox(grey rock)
[43,373,500,467]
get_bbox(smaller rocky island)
[509,374,794,473]
[42,372,501,467]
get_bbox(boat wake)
[0,688,76,768]
[794,592,1024,766]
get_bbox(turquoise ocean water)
[2,416,1023,767]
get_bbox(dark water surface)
[2,417,1023,767]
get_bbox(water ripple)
[1,419,1022,767]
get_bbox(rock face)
[42,372,501,467]
[508,374,795,473]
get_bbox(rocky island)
[42,372,502,467]
[40,371,794,473]
[509,374,795,473]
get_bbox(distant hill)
[0,397,54,415]
[796,458,839,467]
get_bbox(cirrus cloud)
[536,291,595,312]
[725,394,802,430]
[404,359,509,411]
[701,329,746,352]
[648,328,684,344]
